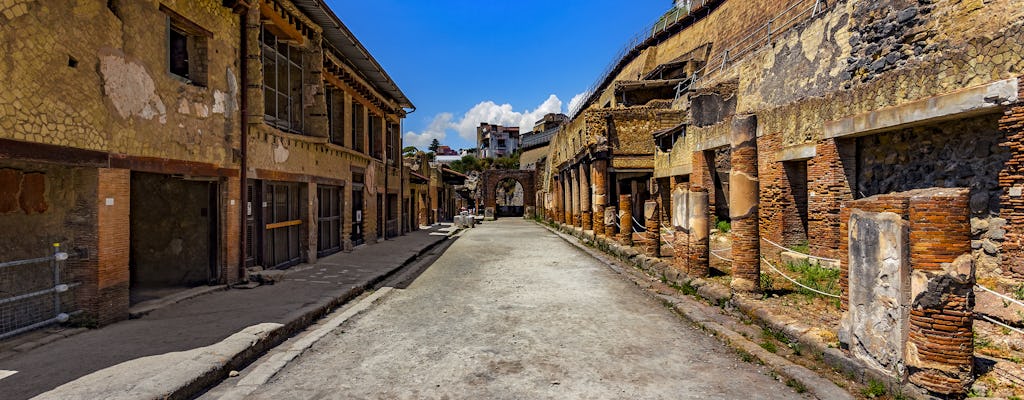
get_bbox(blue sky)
[328,0,672,151]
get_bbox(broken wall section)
[839,188,974,396]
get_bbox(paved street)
[240,219,807,399]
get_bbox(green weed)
[785,379,807,393]
[861,379,886,398]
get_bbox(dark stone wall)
[129,172,212,288]
[855,114,1008,217]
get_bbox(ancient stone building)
[541,0,1024,395]
[240,0,411,268]
[0,0,412,331]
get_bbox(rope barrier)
[761,257,841,299]
[711,247,732,253]
[976,284,1024,310]
[978,314,1024,336]
[710,251,733,262]
[761,237,840,265]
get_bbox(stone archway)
[481,170,536,219]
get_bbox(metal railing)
[569,0,713,118]
[0,243,79,340]
[678,0,827,96]
[570,0,830,118]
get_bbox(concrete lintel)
[776,143,817,162]
[654,165,692,178]
[825,78,1019,139]
[695,134,729,151]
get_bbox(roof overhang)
[292,0,414,110]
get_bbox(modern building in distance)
[476,123,520,158]
[435,146,458,156]
[520,113,568,171]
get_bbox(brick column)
[579,162,592,231]
[562,171,571,225]
[306,182,318,263]
[618,194,633,245]
[999,79,1024,278]
[223,176,242,284]
[730,115,761,293]
[93,168,130,326]
[592,159,608,236]
[808,138,855,260]
[906,189,974,396]
[688,188,710,277]
[642,200,660,257]
[571,167,581,227]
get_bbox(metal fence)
[0,243,79,340]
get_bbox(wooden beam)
[266,219,302,230]
[259,2,304,45]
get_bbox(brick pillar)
[592,159,607,236]
[688,188,710,277]
[571,167,581,227]
[563,171,572,225]
[618,194,633,245]
[642,200,660,257]
[94,168,130,326]
[729,115,761,292]
[808,137,855,260]
[999,78,1024,278]
[906,189,974,395]
[579,162,592,231]
[224,176,242,284]
[692,150,715,217]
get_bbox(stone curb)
[128,285,230,319]
[539,222,860,400]
[215,287,396,400]
[34,234,455,400]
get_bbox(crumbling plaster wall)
[0,0,241,167]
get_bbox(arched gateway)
[480,170,537,219]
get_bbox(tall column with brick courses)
[580,162,592,231]
[306,182,318,263]
[691,150,715,218]
[998,78,1024,278]
[729,115,761,293]
[224,177,242,283]
[906,189,974,396]
[571,167,581,227]
[808,138,856,260]
[563,171,572,225]
[95,168,130,326]
[688,189,711,278]
[755,132,790,264]
[642,200,660,257]
[592,159,607,236]
[618,194,633,245]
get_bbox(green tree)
[449,154,483,174]
[429,139,440,153]
[402,146,419,158]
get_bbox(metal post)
[721,49,729,70]
[813,0,822,16]
[52,243,61,316]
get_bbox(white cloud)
[404,94,579,150]
[404,112,452,148]
[567,91,589,116]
